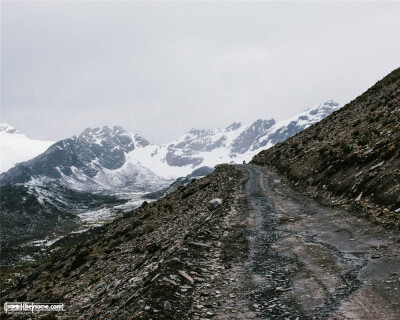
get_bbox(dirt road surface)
[195,165,400,319]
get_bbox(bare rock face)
[165,149,204,167]
[251,67,400,229]
[231,119,276,154]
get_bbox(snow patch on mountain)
[0,100,341,190]
[0,123,54,173]
[129,100,341,179]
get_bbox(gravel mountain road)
[213,164,400,319]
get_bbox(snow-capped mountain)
[130,100,342,178]
[0,100,341,190]
[0,123,54,173]
[0,126,169,255]
[0,126,171,192]
[0,100,340,258]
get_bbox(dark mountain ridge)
[251,67,400,228]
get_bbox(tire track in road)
[234,164,400,320]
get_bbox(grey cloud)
[2,1,400,143]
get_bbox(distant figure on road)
[243,160,246,164]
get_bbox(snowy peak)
[0,123,54,173]
[78,125,150,149]
[225,122,241,132]
[0,125,168,192]
[0,123,23,135]
[132,100,342,178]
[0,99,341,189]
[279,100,341,127]
[42,125,152,175]
[231,118,276,154]
[251,100,342,148]
[129,99,341,180]
[307,100,340,118]
[171,128,227,153]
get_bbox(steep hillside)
[252,68,400,228]
[0,165,246,319]
[0,123,53,173]
[0,185,126,265]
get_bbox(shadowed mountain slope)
[251,67,400,228]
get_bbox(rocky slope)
[0,184,127,265]
[144,166,215,200]
[0,164,246,319]
[251,67,400,229]
[0,123,53,173]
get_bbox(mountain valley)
[0,100,341,264]
[1,68,399,319]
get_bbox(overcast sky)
[2,1,400,143]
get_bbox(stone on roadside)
[178,270,194,283]
[207,198,223,211]
[164,301,171,310]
